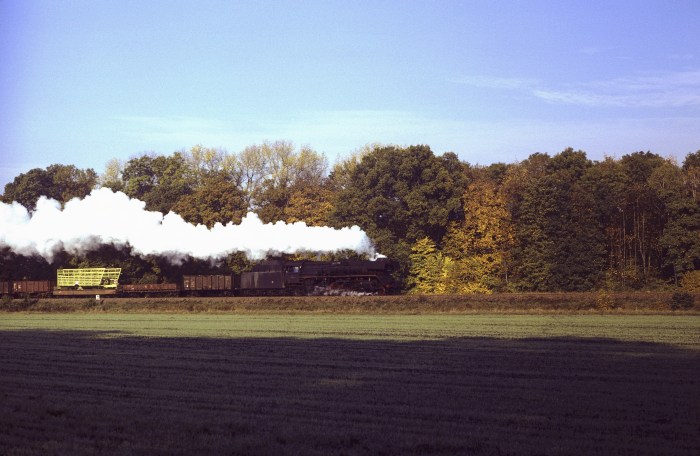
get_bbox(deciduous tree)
[99,158,125,192]
[184,145,227,186]
[511,149,605,291]
[617,151,667,285]
[332,145,464,277]
[649,159,700,283]
[407,237,453,294]
[171,173,248,228]
[1,164,97,211]
[252,143,329,223]
[121,153,194,214]
[442,174,513,292]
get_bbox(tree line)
[2,142,699,293]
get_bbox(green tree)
[649,159,700,283]
[171,173,248,228]
[500,153,552,289]
[332,145,464,280]
[682,150,700,202]
[617,151,667,285]
[578,157,629,288]
[327,144,382,194]
[284,181,335,226]
[2,164,97,211]
[121,153,194,214]
[511,149,605,291]
[47,164,98,203]
[500,153,551,227]
[1,168,54,210]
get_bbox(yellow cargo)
[56,268,121,289]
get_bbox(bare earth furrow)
[1,319,698,455]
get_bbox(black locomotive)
[241,259,396,295]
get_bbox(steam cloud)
[0,188,376,263]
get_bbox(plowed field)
[1,314,698,455]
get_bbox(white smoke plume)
[0,188,376,263]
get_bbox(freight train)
[0,259,396,298]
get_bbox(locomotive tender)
[0,259,396,298]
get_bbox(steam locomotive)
[0,259,396,298]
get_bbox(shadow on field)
[0,331,698,456]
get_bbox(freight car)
[0,280,10,296]
[1,268,122,298]
[0,259,396,298]
[53,268,122,296]
[120,275,240,296]
[0,279,55,298]
[120,282,180,296]
[12,279,53,296]
[182,275,238,296]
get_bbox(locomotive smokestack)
[0,188,376,263]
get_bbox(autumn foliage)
[2,143,699,293]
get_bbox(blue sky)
[1,0,699,189]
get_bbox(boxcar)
[12,280,53,296]
[182,275,238,295]
[1,281,11,296]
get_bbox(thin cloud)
[537,70,700,107]
[532,88,700,108]
[455,70,700,108]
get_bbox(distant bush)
[82,298,100,310]
[670,292,695,310]
[680,271,700,292]
[21,294,38,310]
[594,290,615,310]
[0,294,13,310]
[0,294,37,311]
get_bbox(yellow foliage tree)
[284,183,335,226]
[680,270,700,291]
[442,178,514,293]
[408,237,455,294]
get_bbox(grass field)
[1,313,698,455]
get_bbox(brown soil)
[1,330,697,455]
